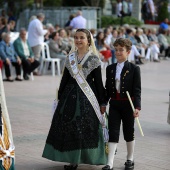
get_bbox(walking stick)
[126,91,144,136]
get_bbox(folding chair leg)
[21,68,24,79]
[56,61,60,76]
[43,62,48,74]
[30,72,34,81]
[52,61,55,76]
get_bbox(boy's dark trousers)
[108,99,135,143]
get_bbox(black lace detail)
[46,78,100,152]
[65,53,101,79]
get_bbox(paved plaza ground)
[3,59,170,170]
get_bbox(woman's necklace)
[77,55,85,64]
[77,55,85,70]
[77,52,86,70]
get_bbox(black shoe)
[33,71,41,76]
[153,59,160,62]
[24,74,29,80]
[139,58,144,64]
[64,164,78,170]
[124,160,134,170]
[135,61,142,65]
[102,165,113,170]
[15,77,22,81]
[4,78,14,82]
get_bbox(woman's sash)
[69,52,109,142]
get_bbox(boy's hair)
[113,38,132,51]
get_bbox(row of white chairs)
[2,41,64,79]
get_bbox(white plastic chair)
[40,43,61,76]
[10,32,19,43]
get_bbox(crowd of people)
[0,10,169,83]
[0,7,169,170]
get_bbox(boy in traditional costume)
[102,38,141,170]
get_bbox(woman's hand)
[6,58,11,65]
[17,57,22,65]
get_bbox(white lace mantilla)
[65,52,101,79]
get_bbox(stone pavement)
[3,59,170,170]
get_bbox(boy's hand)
[100,106,106,114]
[133,109,140,118]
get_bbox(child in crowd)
[102,38,141,170]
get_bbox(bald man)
[69,10,86,29]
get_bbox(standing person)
[116,0,123,17]
[42,29,107,169]
[121,0,129,17]
[0,17,8,41]
[102,38,141,170]
[64,14,75,27]
[28,13,48,75]
[127,0,133,16]
[69,10,86,29]
[146,0,155,21]
[13,28,40,80]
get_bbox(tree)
[62,0,106,8]
[157,1,169,22]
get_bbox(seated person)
[158,29,170,60]
[95,31,112,62]
[0,32,22,82]
[7,20,16,32]
[58,28,71,52]
[0,17,8,41]
[13,28,40,80]
[48,31,67,70]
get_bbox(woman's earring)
[89,45,92,52]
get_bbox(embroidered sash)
[69,52,109,142]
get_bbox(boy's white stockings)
[107,142,117,169]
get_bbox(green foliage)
[44,0,62,7]
[26,0,34,8]
[101,16,142,27]
[157,1,169,22]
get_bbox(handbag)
[51,88,58,119]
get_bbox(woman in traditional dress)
[42,29,107,169]
[0,70,15,169]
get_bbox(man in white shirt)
[28,13,47,67]
[69,10,86,29]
